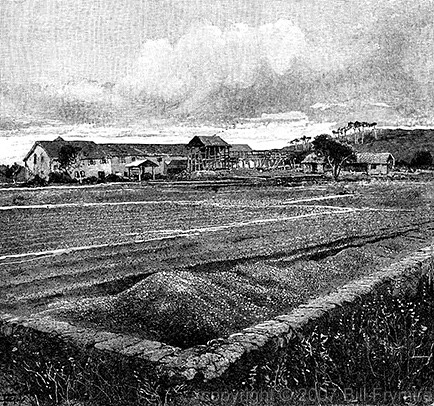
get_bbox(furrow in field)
[0,208,353,261]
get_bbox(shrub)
[48,172,76,184]
[82,176,99,185]
[238,276,434,403]
[104,174,125,183]
[23,175,48,187]
[410,150,433,168]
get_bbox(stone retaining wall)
[1,246,433,395]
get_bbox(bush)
[48,172,76,184]
[410,150,433,168]
[82,176,99,185]
[23,175,48,187]
[104,174,125,183]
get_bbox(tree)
[2,163,22,184]
[369,122,378,140]
[410,150,433,168]
[312,134,356,180]
[58,144,83,182]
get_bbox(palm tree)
[360,122,370,144]
[370,122,378,139]
[290,138,300,151]
[300,135,311,150]
[353,121,361,144]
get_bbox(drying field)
[0,180,433,347]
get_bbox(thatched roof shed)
[301,153,327,164]
[356,152,395,165]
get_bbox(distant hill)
[354,128,434,165]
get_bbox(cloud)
[1,0,434,128]
[116,19,308,114]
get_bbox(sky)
[0,0,433,162]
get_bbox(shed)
[355,153,395,175]
[125,159,159,181]
[301,153,327,173]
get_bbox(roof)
[187,135,230,148]
[356,153,394,164]
[230,144,253,152]
[125,158,159,168]
[24,137,107,161]
[100,143,188,157]
[99,144,148,157]
[301,153,327,164]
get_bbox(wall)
[368,163,388,175]
[1,246,433,404]
[110,155,146,177]
[79,159,112,178]
[24,145,52,179]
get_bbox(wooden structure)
[187,136,231,171]
[249,150,295,170]
[353,153,395,175]
[301,153,327,173]
[125,159,159,181]
[229,144,253,168]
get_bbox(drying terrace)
[0,180,433,347]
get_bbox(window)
[80,170,85,177]
[53,165,58,170]
[33,155,37,165]
[120,157,126,163]
[371,164,377,169]
[41,155,44,163]
[131,157,136,162]
[75,171,80,178]
[88,159,95,165]
[100,158,107,164]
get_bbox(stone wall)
[1,246,433,401]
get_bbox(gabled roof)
[24,137,107,161]
[230,144,253,152]
[187,135,230,148]
[100,143,188,157]
[301,153,326,164]
[99,144,148,157]
[125,158,159,168]
[356,152,394,164]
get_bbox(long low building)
[302,152,395,175]
[23,137,189,180]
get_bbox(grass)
[356,128,434,164]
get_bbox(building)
[354,153,395,175]
[99,144,147,177]
[187,136,231,171]
[100,143,188,178]
[23,137,110,180]
[301,153,327,173]
[23,138,189,181]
